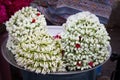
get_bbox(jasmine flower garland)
[6,7,47,41]
[6,7,65,74]
[61,11,110,71]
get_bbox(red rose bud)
[37,13,40,16]
[76,61,81,66]
[32,19,36,23]
[54,35,61,39]
[75,43,81,48]
[88,61,94,67]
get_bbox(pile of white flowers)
[5,6,110,73]
[61,12,110,71]
[6,7,64,74]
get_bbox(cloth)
[32,0,114,25]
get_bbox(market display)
[5,7,64,74]
[5,7,110,74]
[61,11,110,71]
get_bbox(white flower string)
[6,7,65,74]
[61,11,110,71]
[5,7,110,73]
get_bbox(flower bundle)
[5,6,110,74]
[61,12,110,71]
[6,7,64,74]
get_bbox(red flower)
[3,0,12,6]
[0,5,8,24]
[75,43,81,48]
[7,0,32,17]
[88,61,94,67]
[0,0,32,24]
[76,61,82,66]
[32,19,36,23]
[53,35,61,39]
[37,13,40,16]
